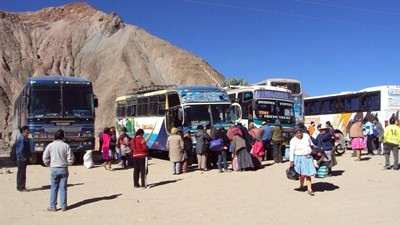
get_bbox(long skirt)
[294,155,316,177]
[237,149,254,170]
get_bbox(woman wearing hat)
[315,124,335,176]
[166,127,184,175]
[289,125,316,196]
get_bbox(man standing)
[383,117,400,170]
[372,117,384,155]
[42,130,74,212]
[261,121,272,160]
[363,118,375,155]
[16,126,31,192]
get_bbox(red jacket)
[130,136,148,158]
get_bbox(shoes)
[47,207,57,212]
[218,170,222,173]
[61,207,67,212]
[18,188,29,192]
[392,167,399,170]
[134,186,140,189]
[307,190,315,196]
[384,165,392,170]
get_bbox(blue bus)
[13,76,98,163]
[115,85,241,152]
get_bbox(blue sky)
[1,0,400,96]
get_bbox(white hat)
[319,124,328,130]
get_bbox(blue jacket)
[316,132,333,151]
[16,135,31,160]
[261,124,272,141]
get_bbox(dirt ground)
[1,150,399,225]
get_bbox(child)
[311,148,325,168]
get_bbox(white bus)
[115,85,241,152]
[304,85,400,138]
[255,78,304,123]
[224,85,295,144]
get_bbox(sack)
[286,166,299,180]
[9,141,17,161]
[232,156,239,171]
[316,162,328,178]
[251,140,264,157]
[210,138,224,151]
[83,151,94,169]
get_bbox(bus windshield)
[270,82,302,95]
[184,104,233,128]
[255,100,294,124]
[29,85,93,118]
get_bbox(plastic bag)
[83,150,94,169]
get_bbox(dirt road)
[0,151,399,225]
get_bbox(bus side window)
[350,97,360,111]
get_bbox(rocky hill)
[0,2,224,142]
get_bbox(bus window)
[322,100,330,113]
[149,96,158,116]
[331,99,339,113]
[137,97,148,116]
[168,93,180,107]
[369,94,380,110]
[340,98,351,111]
[158,95,166,116]
[350,96,360,111]
[311,101,320,114]
[243,92,253,101]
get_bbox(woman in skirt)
[289,125,317,196]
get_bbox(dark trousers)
[262,139,271,160]
[133,158,146,188]
[367,135,374,154]
[272,140,283,163]
[384,143,399,169]
[17,159,28,190]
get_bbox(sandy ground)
[1,150,400,225]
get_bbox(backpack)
[10,141,17,161]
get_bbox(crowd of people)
[12,115,400,211]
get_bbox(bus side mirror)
[94,97,98,108]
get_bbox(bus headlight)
[80,131,93,137]
[33,132,47,138]
[34,142,45,151]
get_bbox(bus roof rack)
[128,84,177,95]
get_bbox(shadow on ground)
[29,183,84,192]
[313,181,340,192]
[68,194,122,210]
[148,179,182,188]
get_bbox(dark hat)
[390,117,396,124]
[293,125,302,133]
